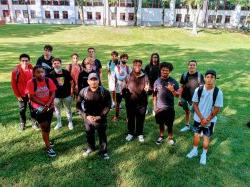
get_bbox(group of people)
[11,44,223,165]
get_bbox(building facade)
[0,0,249,28]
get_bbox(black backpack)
[197,85,219,107]
[183,71,202,85]
[32,78,50,92]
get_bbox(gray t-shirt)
[153,77,179,112]
[192,86,223,123]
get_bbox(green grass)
[0,24,250,186]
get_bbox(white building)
[0,0,249,28]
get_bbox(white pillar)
[136,0,142,26]
[231,4,241,27]
[35,0,43,23]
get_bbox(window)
[111,13,116,20]
[184,14,190,23]
[45,11,51,19]
[85,0,92,6]
[208,15,215,23]
[11,0,35,4]
[120,13,125,21]
[30,10,36,18]
[240,16,246,24]
[1,0,8,4]
[225,16,230,23]
[142,0,162,8]
[128,13,134,21]
[62,11,68,19]
[2,10,10,17]
[216,15,222,23]
[41,0,52,5]
[96,12,101,20]
[60,0,69,5]
[23,10,29,18]
[176,14,182,22]
[15,10,21,18]
[120,0,126,7]
[53,0,59,5]
[41,0,69,5]
[87,12,92,20]
[54,11,59,19]
[93,0,103,6]
[127,0,134,7]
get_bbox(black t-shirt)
[49,69,72,98]
[78,69,95,93]
[153,77,179,111]
[180,71,204,101]
[36,55,54,76]
[144,64,160,89]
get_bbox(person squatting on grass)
[107,51,120,108]
[153,62,180,146]
[77,73,111,160]
[36,44,54,76]
[48,58,74,130]
[123,59,150,143]
[144,53,160,115]
[26,65,57,157]
[186,70,223,165]
[11,54,39,130]
[179,60,204,132]
[112,53,132,122]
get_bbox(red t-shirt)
[25,78,57,109]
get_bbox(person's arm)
[206,107,221,122]
[29,94,46,106]
[166,83,179,97]
[11,70,22,100]
[100,90,111,118]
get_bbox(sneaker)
[167,139,175,145]
[54,123,62,130]
[47,148,56,157]
[200,153,207,165]
[19,123,25,131]
[156,136,164,145]
[101,153,110,160]
[138,135,144,143]
[83,148,92,157]
[68,122,74,130]
[180,125,190,132]
[125,134,133,141]
[186,148,198,159]
[50,141,54,148]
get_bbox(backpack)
[108,60,120,71]
[183,72,202,85]
[32,77,50,92]
[69,64,83,74]
[197,85,219,107]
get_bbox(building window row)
[110,12,134,21]
[45,10,68,19]
[41,0,70,6]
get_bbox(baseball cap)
[205,69,217,78]
[88,73,99,80]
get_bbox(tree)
[75,0,86,24]
[134,0,139,26]
[228,0,249,27]
[191,0,204,35]
[108,0,118,27]
[169,0,176,26]
[161,0,170,26]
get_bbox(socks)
[202,148,207,154]
[193,146,198,152]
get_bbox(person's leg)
[85,122,96,151]
[18,97,27,130]
[40,121,50,148]
[166,109,175,140]
[135,105,146,140]
[28,101,39,129]
[111,91,116,108]
[126,103,136,140]
[180,99,191,132]
[114,93,122,120]
[97,123,108,154]
[64,96,73,129]
[187,121,201,158]
[54,98,62,129]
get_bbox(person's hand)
[166,82,175,92]
[144,82,150,92]
[178,99,183,107]
[86,116,95,123]
[17,97,23,102]
[93,116,101,121]
[201,118,208,126]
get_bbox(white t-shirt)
[192,86,223,123]
[114,65,132,93]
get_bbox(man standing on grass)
[36,44,54,76]
[11,54,39,130]
[179,60,204,132]
[77,73,111,159]
[86,47,102,81]
[153,62,179,145]
[48,58,74,130]
[186,70,223,165]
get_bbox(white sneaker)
[186,148,198,159]
[152,110,155,116]
[180,125,190,132]
[125,134,133,141]
[167,139,175,145]
[200,153,207,165]
[68,122,74,130]
[54,123,62,130]
[83,148,92,157]
[138,135,144,143]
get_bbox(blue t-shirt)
[153,77,179,111]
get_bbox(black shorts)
[155,109,175,125]
[32,108,54,124]
[193,121,215,138]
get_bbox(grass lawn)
[0,24,250,186]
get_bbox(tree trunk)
[80,5,84,25]
[192,4,201,35]
[169,0,176,26]
[244,12,249,27]
[134,0,138,26]
[232,4,241,28]
[162,7,165,26]
[7,0,13,23]
[115,2,117,27]
[202,0,208,27]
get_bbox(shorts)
[155,109,175,126]
[180,98,193,112]
[108,74,116,92]
[32,108,54,124]
[193,121,215,138]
